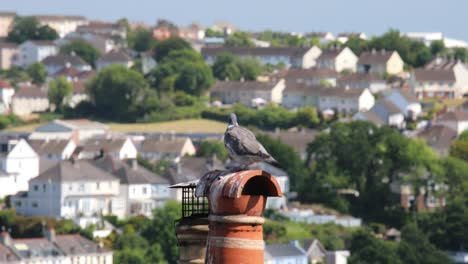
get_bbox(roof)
[92,155,169,185]
[13,86,47,98]
[54,234,111,254]
[139,138,190,154]
[356,110,385,125]
[302,239,326,257]
[339,72,385,82]
[77,22,124,30]
[413,69,455,82]
[53,66,81,77]
[28,139,71,155]
[25,40,56,47]
[418,125,457,150]
[211,80,279,93]
[32,160,117,182]
[80,138,127,153]
[0,242,20,262]
[11,237,64,259]
[424,58,459,70]
[438,110,468,122]
[165,156,224,184]
[33,15,87,21]
[398,89,419,103]
[201,46,314,57]
[379,99,401,115]
[358,50,394,64]
[0,79,12,89]
[264,129,319,154]
[0,12,16,17]
[265,243,306,258]
[98,50,132,63]
[55,119,108,130]
[0,41,18,49]
[285,67,339,79]
[42,54,88,67]
[72,81,86,94]
[317,48,343,60]
[77,70,96,80]
[284,83,366,98]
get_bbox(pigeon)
[224,113,282,170]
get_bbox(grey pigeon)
[224,113,282,170]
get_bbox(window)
[42,184,46,192]
[34,185,39,191]
[79,184,84,192]
[143,187,147,194]
[15,201,21,207]
[96,182,100,190]
[32,202,38,208]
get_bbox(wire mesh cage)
[181,185,209,218]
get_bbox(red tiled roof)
[0,79,12,89]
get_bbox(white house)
[264,241,308,264]
[11,159,123,223]
[11,85,49,116]
[302,239,350,264]
[139,137,196,161]
[0,230,113,264]
[316,47,358,72]
[92,156,171,217]
[338,72,388,93]
[0,138,39,198]
[437,110,468,135]
[29,119,109,142]
[357,50,404,75]
[411,58,468,99]
[69,80,89,107]
[384,89,422,120]
[96,50,133,70]
[317,87,374,113]
[61,32,117,54]
[0,41,19,70]
[77,137,137,160]
[353,99,405,128]
[15,40,58,68]
[201,46,322,69]
[306,32,335,44]
[34,15,88,38]
[28,139,76,161]
[282,67,340,87]
[210,79,286,107]
[42,53,91,75]
[0,79,15,111]
[336,32,367,43]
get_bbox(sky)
[3,0,467,40]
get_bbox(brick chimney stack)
[196,170,282,264]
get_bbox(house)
[384,89,422,120]
[210,79,286,107]
[390,180,446,211]
[62,32,116,54]
[29,119,109,142]
[15,40,58,68]
[52,66,81,81]
[410,58,468,99]
[0,230,113,264]
[436,110,468,135]
[69,80,89,107]
[248,161,289,210]
[353,99,405,128]
[140,51,157,74]
[152,19,179,40]
[178,23,205,41]
[0,138,39,198]
[338,72,388,93]
[0,79,15,111]
[42,53,91,75]
[0,12,15,37]
[34,15,88,38]
[28,139,76,161]
[77,22,127,39]
[302,239,349,264]
[164,156,224,201]
[316,47,358,72]
[305,32,335,43]
[282,208,362,227]
[0,42,19,70]
[201,46,322,69]
[139,137,196,161]
[77,137,137,160]
[281,67,340,86]
[92,156,171,217]
[264,128,319,160]
[264,241,308,264]
[357,50,404,75]
[11,159,123,222]
[96,50,133,70]
[11,86,49,116]
[210,21,237,36]
[336,32,367,43]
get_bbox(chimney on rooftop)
[44,227,56,243]
[131,159,138,170]
[371,48,376,54]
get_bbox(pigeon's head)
[228,113,238,128]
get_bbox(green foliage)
[257,134,308,190]
[450,140,468,161]
[114,233,149,250]
[458,130,468,141]
[114,249,146,264]
[430,40,446,56]
[196,140,228,161]
[60,40,101,68]
[258,31,313,47]
[26,63,47,85]
[0,67,31,85]
[212,52,262,81]
[453,48,468,62]
[205,28,225,38]
[348,229,401,264]
[129,28,157,52]
[87,64,152,121]
[224,32,254,47]
[48,76,72,112]
[153,37,191,62]
[0,114,22,130]
[141,202,181,264]
[7,16,59,43]
[145,244,168,264]
[345,37,370,55]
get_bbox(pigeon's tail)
[265,156,283,169]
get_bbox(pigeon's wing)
[225,127,268,157]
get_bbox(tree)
[450,140,468,161]
[348,229,401,264]
[142,202,181,264]
[7,16,58,44]
[114,250,146,264]
[26,63,47,85]
[453,48,468,62]
[87,65,151,121]
[237,58,262,80]
[145,244,168,264]
[114,233,149,250]
[153,37,191,62]
[345,37,369,55]
[294,107,320,128]
[196,141,228,161]
[430,40,446,56]
[212,53,261,81]
[48,77,72,112]
[60,40,101,68]
[129,28,157,52]
[224,32,254,47]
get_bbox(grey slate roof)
[358,50,394,64]
[211,81,278,93]
[418,125,457,151]
[264,129,319,154]
[54,234,111,255]
[0,242,20,262]
[32,160,117,182]
[42,54,88,67]
[285,67,339,79]
[438,110,468,122]
[139,138,189,154]
[13,86,48,98]
[201,46,313,57]
[80,138,127,153]
[317,48,343,60]
[339,72,384,82]
[164,156,224,184]
[413,69,455,82]
[28,139,71,155]
[265,242,306,258]
[98,50,132,63]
